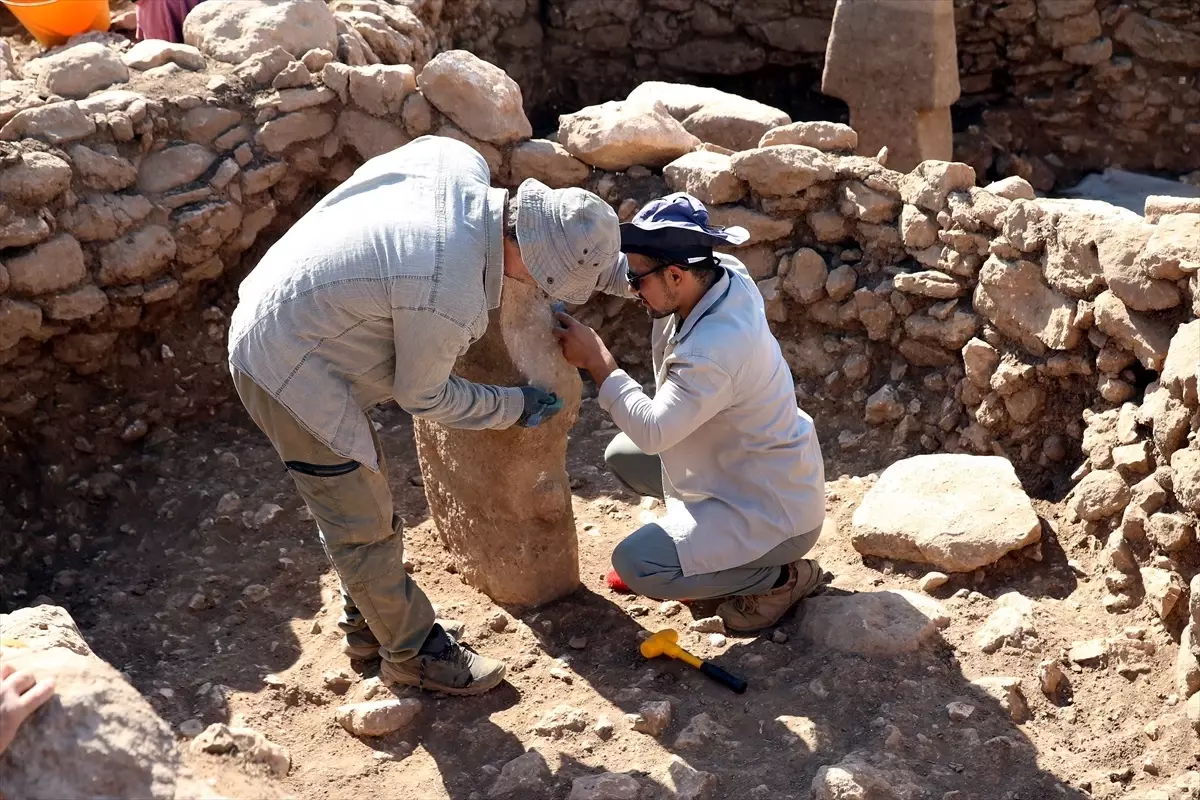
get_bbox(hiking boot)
[380,627,507,696]
[342,619,467,660]
[717,559,823,632]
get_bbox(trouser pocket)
[285,460,360,478]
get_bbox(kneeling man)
[554,194,826,631]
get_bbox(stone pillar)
[413,279,582,607]
[821,0,961,173]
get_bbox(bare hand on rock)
[0,656,57,756]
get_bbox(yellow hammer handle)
[664,642,702,669]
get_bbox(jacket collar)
[484,187,508,310]
[671,267,732,345]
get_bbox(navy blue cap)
[620,193,749,265]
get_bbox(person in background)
[134,0,206,44]
[553,193,827,632]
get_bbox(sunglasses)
[626,262,673,292]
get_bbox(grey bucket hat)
[515,179,620,304]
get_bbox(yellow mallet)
[640,629,747,694]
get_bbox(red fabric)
[135,0,206,43]
[606,568,631,593]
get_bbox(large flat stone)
[799,590,949,656]
[559,100,699,171]
[851,454,1041,571]
[32,42,128,99]
[973,255,1079,354]
[417,50,530,145]
[184,0,338,64]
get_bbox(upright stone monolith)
[822,0,960,173]
[413,279,582,607]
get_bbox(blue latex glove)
[517,386,564,427]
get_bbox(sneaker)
[342,619,467,660]
[380,631,507,696]
[717,560,823,632]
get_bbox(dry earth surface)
[10,377,1197,800]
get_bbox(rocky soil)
[4,387,1197,800]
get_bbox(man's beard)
[646,303,674,320]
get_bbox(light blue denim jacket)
[228,137,525,471]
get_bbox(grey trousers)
[605,433,821,600]
[232,367,435,663]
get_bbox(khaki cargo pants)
[231,367,435,663]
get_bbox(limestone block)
[1144,197,1200,224]
[1036,10,1101,48]
[417,50,531,145]
[851,454,1041,571]
[137,144,216,193]
[32,42,128,99]
[730,146,837,196]
[1136,213,1199,280]
[335,699,422,737]
[985,176,1036,201]
[58,194,153,242]
[5,235,85,295]
[97,226,177,286]
[242,161,288,195]
[893,270,963,299]
[1093,290,1173,371]
[122,40,205,71]
[1114,12,1200,68]
[337,108,409,161]
[508,140,590,189]
[348,64,417,117]
[0,100,97,145]
[625,81,741,120]
[1069,469,1130,521]
[271,86,337,114]
[1171,450,1200,515]
[779,248,828,304]
[973,255,1079,354]
[680,99,789,152]
[256,108,336,154]
[489,750,551,798]
[812,752,925,800]
[69,145,137,192]
[558,100,699,171]
[662,151,745,205]
[336,10,414,65]
[0,211,50,250]
[41,284,108,321]
[706,206,792,244]
[273,61,312,89]
[0,151,71,206]
[1098,220,1179,311]
[1160,320,1199,406]
[800,590,949,656]
[809,209,851,243]
[0,298,42,350]
[760,121,857,151]
[234,46,294,88]
[903,311,977,350]
[413,280,582,606]
[900,161,977,214]
[184,0,339,64]
[171,201,243,265]
[0,646,182,799]
[401,92,433,137]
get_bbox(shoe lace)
[731,594,760,615]
[418,640,478,689]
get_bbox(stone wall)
[448,0,1200,182]
[0,0,1197,603]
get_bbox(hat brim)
[516,179,609,305]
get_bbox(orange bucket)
[1,0,110,48]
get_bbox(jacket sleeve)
[597,353,733,455]
[392,313,525,429]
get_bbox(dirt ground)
[7,375,1196,800]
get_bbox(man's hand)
[0,658,56,755]
[552,312,618,386]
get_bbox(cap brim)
[516,179,607,304]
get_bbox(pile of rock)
[0,604,265,798]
